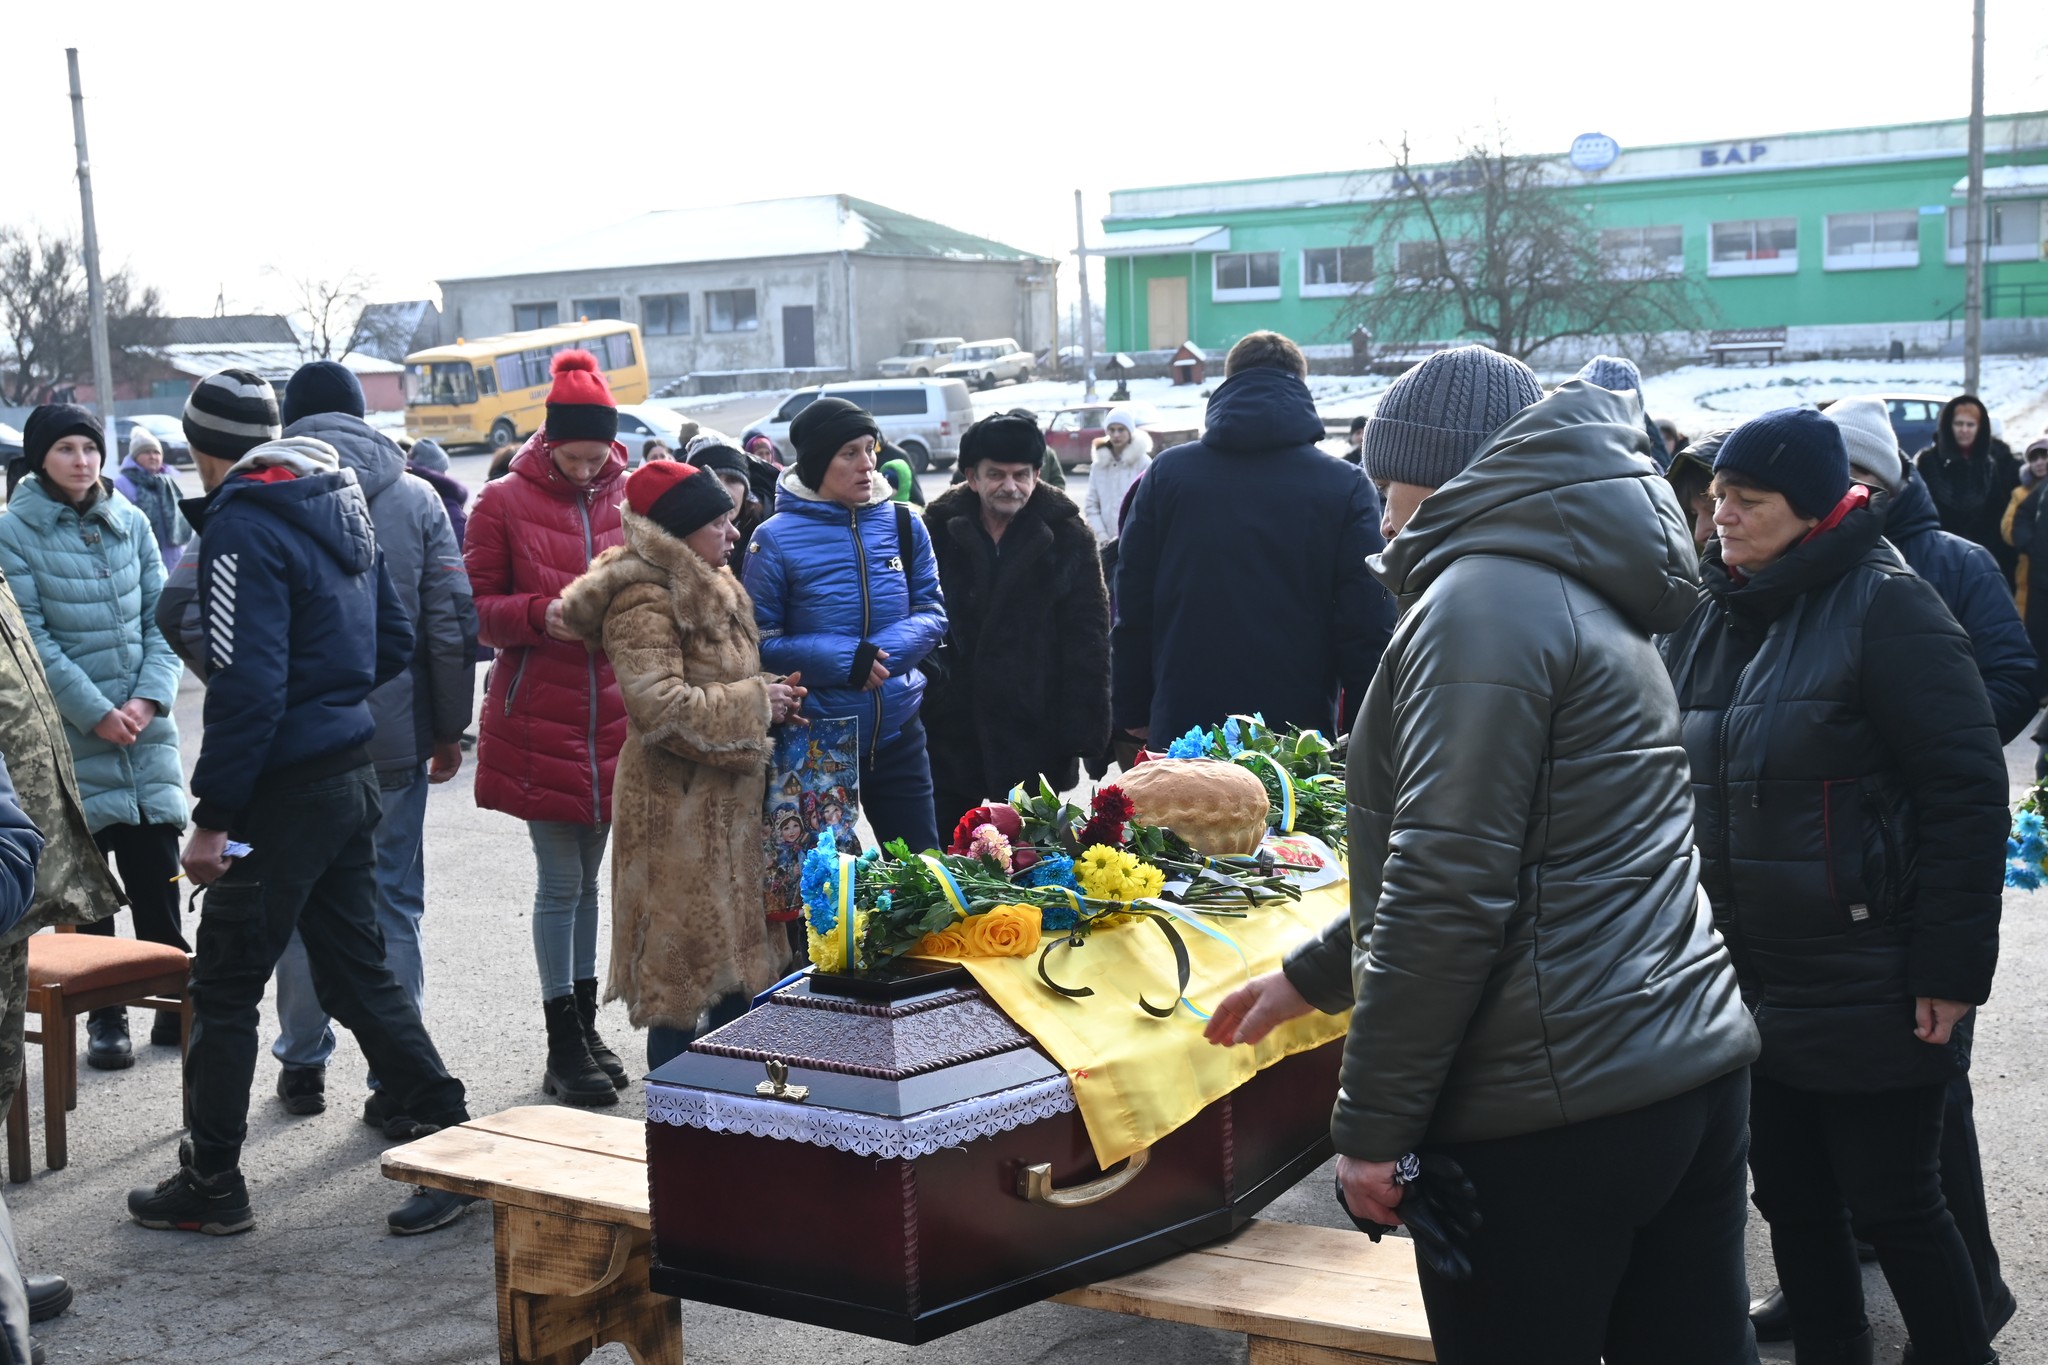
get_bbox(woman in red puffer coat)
[463,350,631,1107]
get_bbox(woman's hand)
[1915,997,1973,1045]
[1202,970,1313,1047]
[118,698,158,732]
[543,599,578,642]
[767,672,808,725]
[862,650,891,691]
[93,709,141,746]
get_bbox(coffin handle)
[1016,1148,1151,1209]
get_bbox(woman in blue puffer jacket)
[744,397,948,853]
[0,405,188,1068]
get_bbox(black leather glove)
[1334,1151,1481,1283]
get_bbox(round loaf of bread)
[1119,758,1272,856]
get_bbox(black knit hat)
[687,443,750,481]
[790,396,880,490]
[21,403,104,475]
[282,359,366,426]
[184,367,281,461]
[1711,407,1850,521]
[959,410,1045,471]
[626,461,733,542]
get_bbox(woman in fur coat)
[562,461,806,1068]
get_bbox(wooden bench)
[382,1106,678,1365]
[385,1108,1432,1364]
[1706,326,1788,366]
[1055,1219,1432,1363]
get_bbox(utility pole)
[67,49,116,429]
[1074,190,1096,400]
[1963,0,1986,394]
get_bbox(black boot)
[1750,1288,1793,1343]
[1793,1327,1874,1365]
[86,1008,133,1071]
[541,995,616,1107]
[574,978,628,1089]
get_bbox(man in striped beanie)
[182,368,282,481]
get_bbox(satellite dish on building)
[1569,133,1620,173]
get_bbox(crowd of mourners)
[0,324,2040,1365]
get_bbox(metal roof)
[157,315,300,346]
[1090,226,1231,256]
[442,195,1047,283]
[1951,165,2048,198]
[154,343,401,384]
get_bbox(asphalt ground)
[11,456,2046,1362]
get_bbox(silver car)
[614,404,697,466]
[935,339,1034,390]
[877,337,964,379]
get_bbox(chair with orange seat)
[6,926,191,1181]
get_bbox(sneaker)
[362,1088,413,1134]
[127,1164,254,1235]
[387,1186,480,1236]
[276,1066,326,1116]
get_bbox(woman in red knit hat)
[463,351,632,1106]
[561,461,807,1067]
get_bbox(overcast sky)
[7,0,2047,319]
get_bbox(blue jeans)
[863,716,939,854]
[271,766,430,1079]
[528,819,608,1001]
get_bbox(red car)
[1041,404,1195,471]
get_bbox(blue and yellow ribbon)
[1234,751,1297,833]
[837,852,858,968]
[1138,898,1252,1020]
[919,854,973,919]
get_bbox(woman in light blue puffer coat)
[0,405,188,1068]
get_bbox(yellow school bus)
[403,320,649,450]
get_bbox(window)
[1709,218,1799,276]
[496,355,526,392]
[1947,200,2043,264]
[1212,252,1280,301]
[868,388,931,417]
[706,288,758,332]
[476,365,497,397]
[403,363,477,407]
[643,293,691,335]
[571,297,621,321]
[1599,225,1685,278]
[603,332,636,371]
[1395,239,1474,281]
[520,347,556,387]
[775,390,821,422]
[1825,211,1920,270]
[1300,246,1373,297]
[513,302,558,331]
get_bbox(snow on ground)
[1629,355,2048,445]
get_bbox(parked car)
[935,339,1033,390]
[760,378,975,472]
[120,413,194,469]
[877,337,965,379]
[615,403,697,466]
[1813,393,2004,457]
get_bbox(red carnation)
[1092,786,1135,823]
[948,803,1023,855]
[1078,814,1125,849]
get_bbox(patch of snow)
[1618,356,2048,442]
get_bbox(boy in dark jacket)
[128,374,473,1240]
[1112,332,1394,742]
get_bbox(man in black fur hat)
[921,410,1110,835]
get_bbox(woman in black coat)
[1917,394,2020,586]
[1661,408,2008,1365]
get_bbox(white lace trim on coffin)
[646,1074,1077,1159]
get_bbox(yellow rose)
[962,903,1043,958]
[913,925,971,959]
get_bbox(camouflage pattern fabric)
[0,570,125,1112]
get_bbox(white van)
[760,378,976,472]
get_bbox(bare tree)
[0,226,165,405]
[1341,136,1708,363]
[275,268,380,361]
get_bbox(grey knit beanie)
[1576,353,1643,393]
[1363,345,1544,488]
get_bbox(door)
[783,306,816,368]
[1147,277,1188,351]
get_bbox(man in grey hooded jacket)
[267,361,478,1139]
[1206,347,1760,1364]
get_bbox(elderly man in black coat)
[922,411,1111,837]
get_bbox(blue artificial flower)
[2022,835,2048,864]
[2017,811,2045,840]
[802,828,839,932]
[1024,854,1082,930]
[1166,726,1211,760]
[857,844,881,868]
[1222,717,1244,756]
[876,890,892,914]
[2007,858,2043,892]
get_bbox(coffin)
[646,962,1341,1343]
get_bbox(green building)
[1098,113,2048,361]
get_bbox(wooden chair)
[6,927,192,1182]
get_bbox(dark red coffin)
[645,965,1340,1342]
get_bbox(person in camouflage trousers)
[0,568,125,1107]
